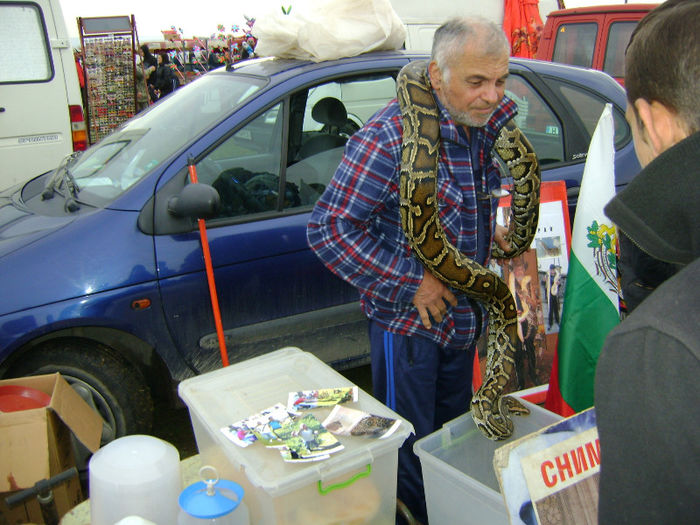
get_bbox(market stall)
[78,15,138,144]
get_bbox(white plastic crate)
[414,399,562,525]
[178,347,413,525]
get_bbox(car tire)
[7,339,154,442]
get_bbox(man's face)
[429,45,509,128]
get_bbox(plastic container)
[89,435,182,525]
[178,465,250,524]
[414,399,562,525]
[178,347,413,525]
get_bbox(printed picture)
[274,412,344,462]
[287,386,358,411]
[322,405,401,439]
[494,409,599,525]
[502,250,549,390]
[534,200,570,335]
[221,402,297,448]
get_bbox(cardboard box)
[0,373,103,524]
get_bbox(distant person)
[134,53,150,113]
[154,54,179,99]
[595,1,700,523]
[74,50,87,110]
[140,44,158,103]
[207,50,222,70]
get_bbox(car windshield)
[63,74,264,205]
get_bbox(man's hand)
[494,223,513,253]
[412,271,458,329]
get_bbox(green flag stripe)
[557,252,619,412]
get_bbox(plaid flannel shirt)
[307,90,518,350]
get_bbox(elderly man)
[308,17,516,523]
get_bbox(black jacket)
[595,130,700,524]
[154,64,178,97]
[604,130,700,311]
[595,257,700,524]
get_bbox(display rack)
[79,15,138,144]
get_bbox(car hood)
[0,197,157,317]
[0,200,75,259]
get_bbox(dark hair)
[625,0,700,133]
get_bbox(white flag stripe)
[571,104,619,310]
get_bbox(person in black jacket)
[140,44,158,103]
[154,53,179,99]
[595,1,700,523]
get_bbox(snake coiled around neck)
[397,59,541,440]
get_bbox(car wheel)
[7,339,154,442]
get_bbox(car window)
[0,4,52,83]
[195,74,398,222]
[552,22,598,68]
[65,74,263,205]
[285,74,397,209]
[195,103,284,218]
[547,78,630,149]
[506,75,565,165]
[603,21,637,79]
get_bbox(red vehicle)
[536,4,658,85]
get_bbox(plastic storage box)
[414,399,562,525]
[178,347,413,525]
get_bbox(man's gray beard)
[444,100,494,128]
[453,109,493,128]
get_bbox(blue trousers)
[369,320,475,524]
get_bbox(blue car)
[0,51,639,439]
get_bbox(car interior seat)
[298,97,349,160]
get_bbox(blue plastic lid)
[179,466,245,519]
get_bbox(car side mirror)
[167,183,220,219]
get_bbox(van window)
[551,23,598,68]
[603,21,637,79]
[0,4,52,83]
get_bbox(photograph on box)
[220,393,352,463]
[221,402,297,448]
[274,412,345,462]
[287,386,358,411]
[322,405,401,439]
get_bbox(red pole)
[187,157,229,367]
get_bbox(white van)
[389,0,561,51]
[0,0,87,191]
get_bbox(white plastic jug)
[89,435,182,525]
[178,466,249,525]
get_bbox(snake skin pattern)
[397,60,541,440]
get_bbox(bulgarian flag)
[545,104,621,416]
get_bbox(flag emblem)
[586,220,619,295]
